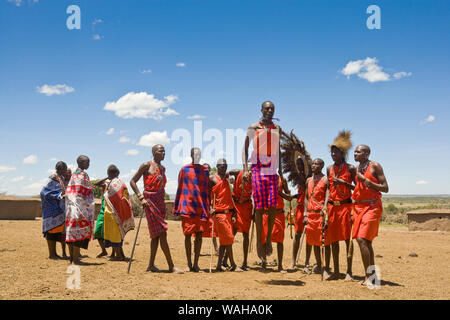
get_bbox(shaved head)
[217,158,227,166]
[261,101,274,109]
[152,144,164,156]
[356,144,371,155]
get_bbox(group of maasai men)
[40,101,389,288]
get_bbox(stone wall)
[0,197,41,220]
[407,209,450,231]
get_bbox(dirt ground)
[0,219,449,300]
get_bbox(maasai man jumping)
[304,158,332,278]
[97,165,135,261]
[227,169,253,270]
[325,131,356,281]
[41,161,68,260]
[243,101,283,265]
[261,175,292,272]
[353,145,388,288]
[65,155,95,265]
[209,159,242,272]
[173,147,210,272]
[131,145,183,273]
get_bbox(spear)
[127,208,145,274]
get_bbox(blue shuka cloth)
[41,177,65,233]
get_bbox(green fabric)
[94,195,106,239]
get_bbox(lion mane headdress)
[329,130,353,159]
[280,129,312,189]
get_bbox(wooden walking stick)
[347,209,354,259]
[295,227,306,266]
[209,193,216,273]
[321,212,326,281]
[249,198,255,253]
[127,209,145,274]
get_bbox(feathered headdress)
[330,130,352,159]
[280,129,312,189]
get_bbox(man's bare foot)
[146,265,160,272]
[240,264,250,271]
[49,255,61,260]
[323,268,332,280]
[312,265,321,274]
[256,242,264,260]
[192,265,204,273]
[215,266,226,272]
[344,273,354,282]
[61,254,69,260]
[97,251,108,258]
[326,272,340,281]
[230,265,243,272]
[288,262,296,270]
[278,267,287,274]
[169,267,184,274]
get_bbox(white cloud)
[125,149,139,156]
[103,92,179,120]
[187,114,206,120]
[420,115,435,125]
[0,166,16,173]
[137,131,171,147]
[121,169,137,180]
[393,71,412,79]
[36,84,75,96]
[49,157,58,161]
[92,18,103,25]
[7,0,23,6]
[176,62,186,67]
[68,164,77,172]
[23,155,38,165]
[165,178,178,194]
[416,180,429,185]
[341,57,391,83]
[140,69,152,74]
[93,34,101,40]
[118,136,131,143]
[11,176,24,182]
[47,169,56,174]
[106,128,115,135]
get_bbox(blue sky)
[0,0,449,196]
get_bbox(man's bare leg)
[216,246,226,271]
[225,245,243,272]
[241,232,250,270]
[344,239,354,281]
[254,209,265,262]
[97,239,108,258]
[184,234,193,271]
[158,232,183,274]
[289,232,301,269]
[323,245,332,279]
[265,206,276,256]
[357,238,376,286]
[312,245,322,274]
[147,236,160,272]
[61,240,68,258]
[277,243,286,273]
[212,237,219,255]
[193,232,203,272]
[72,246,81,265]
[328,241,341,280]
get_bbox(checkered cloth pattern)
[251,163,278,210]
[173,163,209,220]
[144,189,168,238]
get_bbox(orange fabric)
[233,170,253,233]
[306,176,327,212]
[232,170,252,202]
[143,165,166,192]
[295,186,306,233]
[212,175,234,211]
[352,162,383,242]
[353,199,382,241]
[213,213,234,245]
[352,162,382,202]
[276,176,285,210]
[181,216,205,235]
[48,224,64,234]
[261,212,285,244]
[305,212,331,246]
[201,214,218,238]
[329,162,352,201]
[327,203,352,242]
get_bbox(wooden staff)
[209,193,216,273]
[321,212,326,281]
[249,197,255,253]
[294,227,306,266]
[289,200,293,239]
[127,209,145,274]
[347,209,354,259]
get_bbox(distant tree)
[91,180,103,199]
[165,193,170,200]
